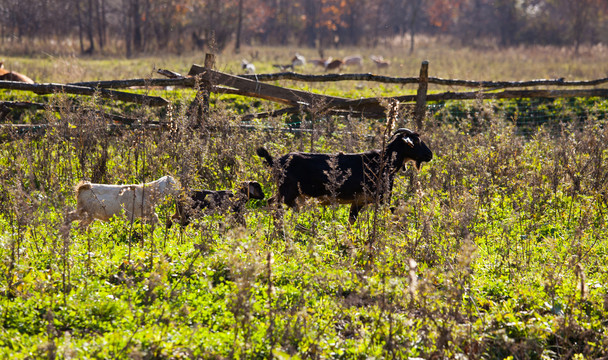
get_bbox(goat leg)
[64,209,81,224]
[78,214,94,230]
[348,204,365,224]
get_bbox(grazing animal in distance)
[64,176,178,229]
[309,57,331,68]
[343,55,363,67]
[168,181,265,227]
[241,59,256,74]
[0,62,34,83]
[325,59,344,71]
[292,53,306,68]
[370,55,390,68]
[256,128,433,223]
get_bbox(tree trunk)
[87,0,96,53]
[496,0,516,46]
[77,0,84,53]
[142,0,151,51]
[408,0,422,54]
[235,0,243,53]
[132,0,142,53]
[96,0,105,50]
[346,3,361,46]
[279,0,289,45]
[374,2,383,47]
[571,0,590,55]
[102,0,107,47]
[124,0,132,57]
[304,0,317,48]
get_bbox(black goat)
[256,128,433,223]
[168,181,265,227]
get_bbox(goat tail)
[256,147,274,167]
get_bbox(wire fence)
[1,57,608,139]
[427,97,607,129]
[245,97,608,134]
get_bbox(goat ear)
[403,137,415,148]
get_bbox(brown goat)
[0,62,34,83]
[325,59,344,71]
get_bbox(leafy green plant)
[1,49,608,358]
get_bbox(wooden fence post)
[414,60,429,129]
[204,53,216,68]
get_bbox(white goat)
[292,53,306,68]
[241,59,256,74]
[64,175,178,229]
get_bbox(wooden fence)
[1,53,607,138]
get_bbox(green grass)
[1,45,608,358]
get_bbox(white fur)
[292,53,306,67]
[241,59,256,74]
[65,175,177,229]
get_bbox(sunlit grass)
[3,38,606,84]
[1,41,608,358]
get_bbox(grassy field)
[1,44,608,359]
[3,38,608,81]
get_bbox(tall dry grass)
[0,44,607,358]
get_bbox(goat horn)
[390,128,417,141]
[392,128,416,136]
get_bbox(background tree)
[234,0,244,52]
[560,0,606,54]
[302,0,318,48]
[407,0,425,53]
[0,0,606,56]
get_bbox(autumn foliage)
[0,0,606,55]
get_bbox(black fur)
[257,128,432,223]
[168,181,264,227]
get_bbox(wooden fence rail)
[238,73,608,89]
[185,61,608,126]
[0,81,169,106]
[65,70,608,91]
[0,101,138,124]
[1,56,607,138]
